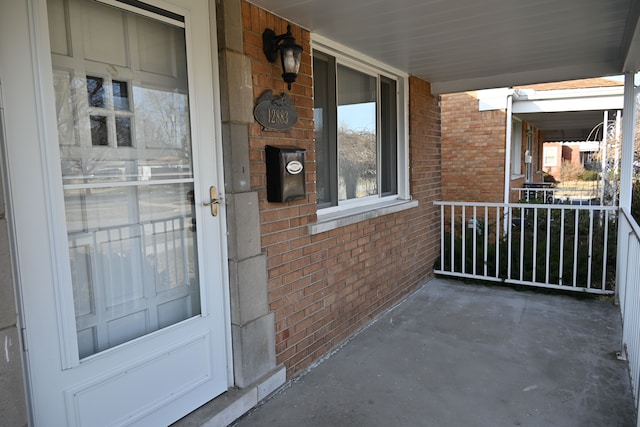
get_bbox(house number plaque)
[254,90,298,131]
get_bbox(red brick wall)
[243,2,441,377]
[441,92,506,202]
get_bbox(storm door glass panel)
[49,0,199,358]
[337,64,377,201]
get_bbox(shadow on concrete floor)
[233,278,635,427]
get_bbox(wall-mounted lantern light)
[262,25,302,90]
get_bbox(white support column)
[503,92,513,205]
[619,72,637,210]
[615,72,637,305]
[503,92,513,235]
[601,111,608,205]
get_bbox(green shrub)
[577,170,598,181]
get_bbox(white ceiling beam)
[513,96,623,114]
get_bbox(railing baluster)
[181,217,189,284]
[462,206,466,275]
[472,206,477,276]
[152,222,158,285]
[602,210,609,291]
[163,220,170,285]
[519,207,525,281]
[171,218,179,284]
[496,206,500,279]
[484,206,489,277]
[532,207,538,283]
[573,209,579,288]
[545,207,551,285]
[440,204,445,272]
[507,206,513,280]
[559,209,565,286]
[450,205,455,273]
[587,210,594,289]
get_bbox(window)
[511,119,523,177]
[543,146,558,167]
[313,48,402,211]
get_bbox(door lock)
[203,186,223,217]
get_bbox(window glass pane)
[52,70,79,147]
[380,77,397,196]
[115,116,132,146]
[313,55,332,206]
[337,65,377,200]
[113,80,130,111]
[90,115,108,146]
[134,86,190,150]
[87,75,105,108]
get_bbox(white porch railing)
[617,208,640,418]
[513,187,601,205]
[434,201,618,294]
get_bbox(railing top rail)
[512,187,599,194]
[620,207,640,240]
[67,214,188,236]
[434,201,619,212]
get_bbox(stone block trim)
[242,2,442,377]
[217,0,277,390]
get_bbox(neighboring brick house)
[542,141,601,180]
[441,90,539,203]
[441,79,624,203]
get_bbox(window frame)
[312,35,410,217]
[543,145,558,167]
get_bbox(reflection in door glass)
[48,0,200,358]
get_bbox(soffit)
[248,0,640,93]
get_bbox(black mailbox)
[265,145,306,202]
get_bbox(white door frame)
[0,0,232,424]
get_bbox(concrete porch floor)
[232,278,635,427]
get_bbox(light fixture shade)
[280,44,302,89]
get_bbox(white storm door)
[1,0,230,425]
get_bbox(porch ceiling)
[519,111,607,142]
[248,0,640,94]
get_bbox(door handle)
[203,186,223,217]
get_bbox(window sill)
[309,199,419,235]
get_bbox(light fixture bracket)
[262,28,281,62]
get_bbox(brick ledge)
[309,199,419,235]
